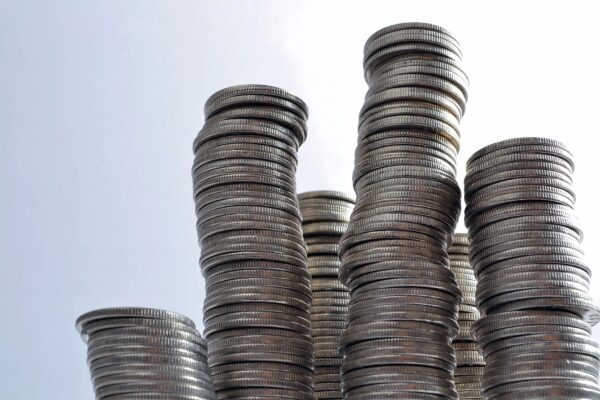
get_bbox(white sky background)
[1,0,599,398]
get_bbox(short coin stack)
[299,191,355,399]
[76,307,216,399]
[465,137,600,398]
[192,85,314,399]
[449,234,484,399]
[338,23,468,399]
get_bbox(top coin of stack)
[339,22,468,399]
[465,137,600,399]
[192,85,315,400]
[299,191,355,400]
[76,307,216,400]
[449,234,484,399]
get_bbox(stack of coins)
[465,137,600,398]
[76,307,216,399]
[449,234,484,399]
[298,191,355,400]
[192,85,314,399]
[338,23,468,399]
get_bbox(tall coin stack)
[76,307,216,399]
[338,23,468,399]
[449,234,485,399]
[299,191,355,400]
[465,137,600,399]
[192,85,315,399]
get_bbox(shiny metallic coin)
[81,317,200,337]
[361,87,463,122]
[194,119,300,150]
[366,74,466,113]
[466,137,572,169]
[205,93,308,123]
[215,387,314,400]
[76,308,196,334]
[205,108,306,145]
[487,296,600,324]
[77,309,217,399]
[365,41,463,80]
[95,381,217,398]
[467,151,574,176]
[205,84,308,118]
[483,378,599,399]
[364,29,463,62]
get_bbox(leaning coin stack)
[76,307,216,399]
[465,137,600,399]
[299,191,355,400]
[449,234,484,399]
[338,23,468,399]
[192,85,315,399]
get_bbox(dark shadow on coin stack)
[449,234,485,399]
[76,307,216,399]
[299,191,355,400]
[338,22,468,399]
[192,85,314,399]
[464,137,600,399]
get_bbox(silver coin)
[207,350,313,368]
[365,42,463,79]
[466,137,572,169]
[369,63,468,100]
[95,381,216,398]
[483,378,599,399]
[205,84,308,118]
[194,119,300,151]
[366,74,466,113]
[202,303,311,323]
[364,29,463,63]
[467,151,574,176]
[215,387,314,400]
[361,87,463,122]
[203,287,311,313]
[355,131,459,158]
[193,144,298,171]
[205,108,306,145]
[76,308,196,334]
[205,93,308,123]
[204,315,311,337]
[81,317,200,337]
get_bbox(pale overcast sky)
[2,1,599,398]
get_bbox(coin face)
[76,308,217,399]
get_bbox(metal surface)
[192,85,315,399]
[76,307,216,399]
[465,138,600,398]
[299,191,354,399]
[449,234,485,399]
[339,22,468,400]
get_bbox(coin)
[465,138,600,398]
[447,234,484,398]
[341,25,468,397]
[190,85,315,398]
[76,308,216,399]
[298,191,354,399]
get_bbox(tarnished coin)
[298,191,354,399]
[190,85,315,398]
[464,138,600,399]
[76,308,216,399]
